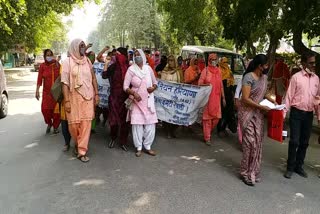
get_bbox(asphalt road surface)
[1,71,320,214]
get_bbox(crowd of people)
[35,38,320,187]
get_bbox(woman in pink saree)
[239,54,276,186]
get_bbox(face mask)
[88,55,95,63]
[305,67,314,74]
[46,56,53,62]
[262,68,269,75]
[135,56,143,64]
[80,47,86,56]
[211,60,218,66]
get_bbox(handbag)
[51,75,63,103]
[125,73,144,110]
[267,109,284,143]
[124,96,134,110]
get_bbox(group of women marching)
[36,38,281,187]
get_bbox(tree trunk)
[246,38,256,58]
[266,31,281,80]
[293,28,320,75]
[292,28,313,55]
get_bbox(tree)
[0,0,100,53]
[97,0,161,48]
[282,0,320,58]
[157,0,233,52]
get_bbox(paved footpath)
[0,72,320,214]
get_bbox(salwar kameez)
[37,62,61,129]
[160,55,181,138]
[104,54,130,146]
[198,61,223,142]
[61,44,95,156]
[132,124,155,151]
[66,91,94,156]
[123,57,158,152]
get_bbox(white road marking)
[24,143,39,148]
[73,179,105,186]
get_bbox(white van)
[180,46,246,86]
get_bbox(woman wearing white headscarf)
[61,39,99,163]
[123,49,158,157]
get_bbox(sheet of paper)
[259,99,286,110]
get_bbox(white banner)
[93,62,110,108]
[154,79,212,126]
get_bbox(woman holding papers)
[238,54,277,186]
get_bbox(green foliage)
[0,0,99,53]
[97,0,161,48]
[216,0,319,57]
[157,0,232,49]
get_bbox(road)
[1,71,320,214]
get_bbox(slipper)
[145,150,156,156]
[73,146,78,156]
[241,177,254,186]
[135,150,142,157]
[77,155,90,163]
[63,145,70,152]
[204,141,211,146]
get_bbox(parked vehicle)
[0,60,8,118]
[33,55,45,72]
[180,46,246,85]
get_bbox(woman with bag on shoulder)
[61,39,99,163]
[35,49,61,134]
[198,53,226,146]
[123,49,158,157]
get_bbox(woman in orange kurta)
[61,39,99,163]
[198,53,226,146]
[184,58,201,85]
[36,49,61,134]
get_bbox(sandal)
[63,145,70,152]
[135,150,142,157]
[73,146,78,156]
[204,141,211,146]
[241,176,255,186]
[108,140,115,148]
[145,149,156,156]
[77,154,90,163]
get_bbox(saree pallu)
[238,75,267,183]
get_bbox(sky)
[63,1,106,42]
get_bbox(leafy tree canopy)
[0,0,99,53]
